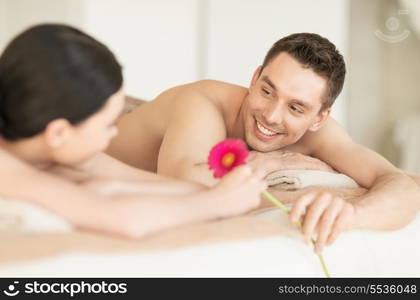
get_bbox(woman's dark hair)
[0,23,123,140]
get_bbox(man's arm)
[247,150,337,174]
[289,118,420,253]
[309,118,419,210]
[157,91,227,186]
[253,185,367,212]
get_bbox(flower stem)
[261,190,290,214]
[261,190,331,278]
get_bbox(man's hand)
[248,150,336,175]
[288,191,356,254]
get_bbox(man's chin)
[246,136,282,152]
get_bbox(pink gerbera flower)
[208,139,249,178]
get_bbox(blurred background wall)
[1,0,419,171]
[348,0,420,171]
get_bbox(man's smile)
[254,118,283,140]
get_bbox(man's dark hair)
[0,23,123,140]
[262,33,346,110]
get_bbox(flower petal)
[208,139,249,178]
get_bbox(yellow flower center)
[222,152,236,167]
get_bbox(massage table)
[0,170,419,277]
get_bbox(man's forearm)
[248,150,336,176]
[349,172,419,230]
[255,186,367,212]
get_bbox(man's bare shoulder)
[194,80,248,106]
[156,80,246,106]
[298,117,351,155]
[130,81,224,124]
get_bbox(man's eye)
[262,88,272,96]
[290,105,303,114]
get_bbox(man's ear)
[309,107,331,132]
[250,66,262,89]
[44,119,72,148]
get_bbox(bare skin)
[0,91,267,239]
[107,53,420,254]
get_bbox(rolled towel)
[265,169,359,191]
[0,198,73,233]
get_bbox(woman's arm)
[81,178,208,197]
[52,152,206,196]
[0,151,264,238]
[79,152,165,181]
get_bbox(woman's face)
[51,89,125,166]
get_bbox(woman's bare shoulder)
[0,148,88,184]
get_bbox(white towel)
[265,169,359,190]
[0,198,73,233]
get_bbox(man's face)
[243,52,330,152]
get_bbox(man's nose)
[263,102,283,125]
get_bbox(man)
[107,33,420,253]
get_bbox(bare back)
[106,80,252,172]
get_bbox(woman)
[0,24,266,238]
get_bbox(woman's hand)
[210,165,268,218]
